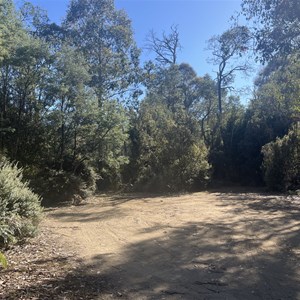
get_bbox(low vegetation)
[0,157,42,248]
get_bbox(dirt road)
[44,190,300,299]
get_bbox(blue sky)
[18,0,258,102]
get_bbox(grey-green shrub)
[0,158,42,247]
[262,125,300,191]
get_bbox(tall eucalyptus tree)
[63,0,140,105]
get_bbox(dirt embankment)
[2,190,300,299]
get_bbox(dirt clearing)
[3,190,300,299]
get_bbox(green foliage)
[0,157,42,248]
[0,0,135,198]
[133,100,210,192]
[207,25,252,116]
[241,0,300,62]
[209,96,247,182]
[63,0,140,103]
[0,20,54,165]
[262,125,300,192]
[0,0,298,199]
[227,54,300,185]
[0,0,26,63]
[129,63,214,191]
[0,251,8,268]
[83,99,130,190]
[254,54,300,122]
[29,158,98,205]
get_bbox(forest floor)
[1,188,300,299]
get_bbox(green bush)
[30,158,98,205]
[0,158,42,248]
[262,125,300,191]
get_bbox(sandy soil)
[43,190,300,299]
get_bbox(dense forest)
[0,0,299,248]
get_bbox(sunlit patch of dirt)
[2,190,300,299]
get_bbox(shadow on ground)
[46,206,128,223]
[3,191,300,299]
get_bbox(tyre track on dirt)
[44,191,300,299]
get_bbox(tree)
[143,63,214,113]
[0,0,27,149]
[43,44,93,164]
[2,35,53,163]
[262,125,300,191]
[63,0,140,105]
[19,1,50,37]
[230,52,300,185]
[141,63,219,150]
[0,1,55,162]
[241,0,300,62]
[146,25,181,65]
[43,44,130,193]
[252,52,299,130]
[88,99,130,189]
[128,63,211,191]
[190,74,218,147]
[207,25,252,117]
[233,0,300,185]
[0,0,25,63]
[210,95,246,181]
[133,101,210,191]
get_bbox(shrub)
[262,125,300,191]
[30,157,98,205]
[0,158,42,248]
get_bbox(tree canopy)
[241,0,300,62]
[0,0,298,207]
